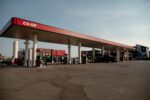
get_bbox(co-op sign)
[22,21,37,28]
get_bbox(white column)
[24,40,30,66]
[147,48,149,58]
[68,43,71,64]
[13,40,18,59]
[32,35,37,66]
[123,49,129,61]
[102,46,105,56]
[116,48,120,62]
[126,50,129,61]
[28,48,32,67]
[78,42,81,64]
[92,48,95,63]
[107,50,110,56]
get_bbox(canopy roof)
[0,17,133,50]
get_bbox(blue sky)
[0,0,150,57]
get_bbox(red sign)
[22,21,37,28]
[13,18,37,28]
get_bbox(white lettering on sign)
[23,21,37,28]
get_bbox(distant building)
[17,48,67,66]
[133,44,149,59]
[18,48,66,58]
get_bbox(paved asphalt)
[0,61,150,100]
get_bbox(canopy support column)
[68,43,71,64]
[32,35,37,67]
[125,50,129,61]
[92,48,95,63]
[102,46,105,56]
[116,48,120,62]
[24,40,30,67]
[78,42,81,64]
[13,40,18,60]
[108,50,111,56]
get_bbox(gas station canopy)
[0,17,133,50]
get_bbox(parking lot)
[0,61,150,100]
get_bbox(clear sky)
[0,0,150,57]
